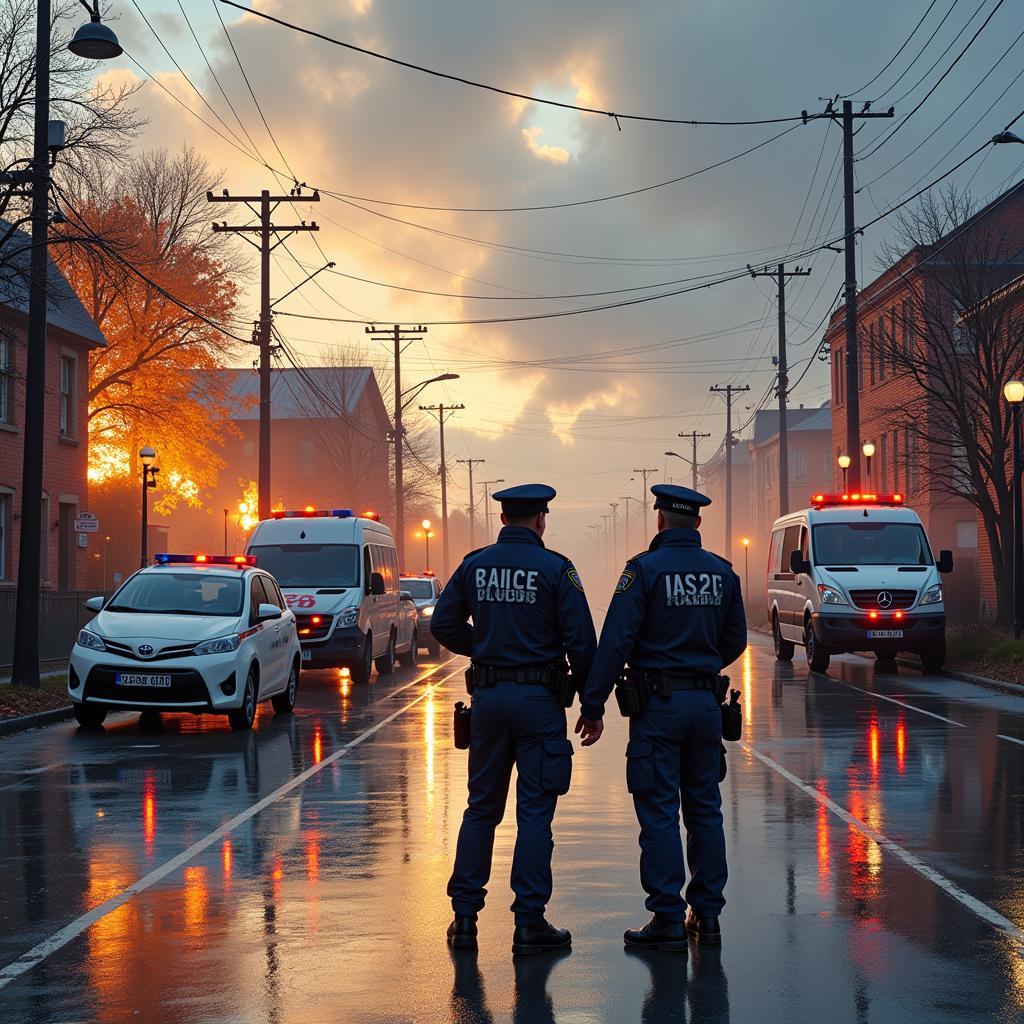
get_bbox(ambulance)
[766,492,953,673]
[246,508,418,683]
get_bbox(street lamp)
[10,0,122,689]
[741,537,751,596]
[417,519,435,572]
[665,450,699,489]
[68,2,123,59]
[862,441,875,483]
[838,453,851,490]
[139,447,158,567]
[1005,380,1024,637]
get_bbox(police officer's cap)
[492,483,556,517]
[651,483,711,518]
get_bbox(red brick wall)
[0,314,94,589]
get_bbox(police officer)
[431,483,597,955]
[576,484,746,950]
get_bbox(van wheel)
[804,619,831,673]
[375,631,396,675]
[272,659,299,714]
[350,633,373,685]
[399,629,418,668]
[920,641,946,673]
[772,612,795,662]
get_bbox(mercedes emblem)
[876,591,893,609]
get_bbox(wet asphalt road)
[2,639,1024,1022]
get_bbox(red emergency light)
[154,553,257,567]
[360,510,381,521]
[810,493,905,508]
[271,508,353,519]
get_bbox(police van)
[767,493,953,673]
[246,508,418,683]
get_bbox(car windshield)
[401,580,435,599]
[812,522,933,566]
[106,572,244,616]
[248,543,360,588]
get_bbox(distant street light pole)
[1004,381,1024,637]
[480,479,504,542]
[139,447,159,568]
[632,468,658,538]
[838,453,851,490]
[619,496,639,553]
[11,1,122,688]
[862,441,875,486]
[742,537,751,596]
[418,519,435,573]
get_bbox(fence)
[0,590,107,670]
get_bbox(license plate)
[115,672,172,688]
[867,630,903,639]
[301,649,312,662]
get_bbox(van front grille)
[849,589,917,610]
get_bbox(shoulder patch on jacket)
[615,569,637,594]
[566,565,585,592]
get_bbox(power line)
[218,0,809,128]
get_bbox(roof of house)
[208,366,377,420]
[750,404,832,446]
[0,219,105,347]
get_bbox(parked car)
[69,553,300,730]
[399,573,443,657]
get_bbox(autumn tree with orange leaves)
[54,148,245,516]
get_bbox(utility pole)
[367,324,427,565]
[677,430,711,490]
[210,187,321,520]
[601,514,612,575]
[803,100,894,490]
[710,384,750,561]
[618,496,640,554]
[749,263,810,516]
[420,403,465,578]
[480,478,504,543]
[609,502,619,567]
[632,467,658,538]
[456,457,485,549]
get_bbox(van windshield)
[248,544,360,588]
[812,523,932,566]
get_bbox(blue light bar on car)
[154,553,257,567]
[270,508,353,519]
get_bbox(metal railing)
[0,590,108,669]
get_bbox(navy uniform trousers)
[626,688,727,921]
[448,682,573,926]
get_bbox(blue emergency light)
[271,508,353,519]
[154,553,257,567]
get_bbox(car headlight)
[194,634,241,656]
[817,585,849,606]
[76,629,105,651]
[920,584,943,606]
[338,608,359,628]
[420,605,434,618]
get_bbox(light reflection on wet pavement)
[2,640,1024,1022]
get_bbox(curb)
[0,705,74,737]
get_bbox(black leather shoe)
[511,920,572,956]
[624,915,689,952]
[447,915,478,949]
[685,910,722,944]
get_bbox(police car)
[69,554,301,730]
[399,572,443,657]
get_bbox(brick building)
[168,366,392,553]
[0,220,104,590]
[825,184,1024,618]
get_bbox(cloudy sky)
[89,0,1024,571]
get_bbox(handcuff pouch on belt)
[614,668,732,719]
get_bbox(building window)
[877,317,886,381]
[789,448,807,483]
[0,333,10,424]
[905,429,915,493]
[902,299,914,355]
[891,429,900,492]
[59,355,75,439]
[868,324,876,386]
[298,439,315,477]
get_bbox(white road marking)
[19,762,65,775]
[837,683,966,728]
[745,744,1024,949]
[0,660,463,990]
[998,734,1024,747]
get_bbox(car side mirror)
[256,602,282,622]
[370,571,386,596]
[937,549,954,574]
[789,549,811,575]
[400,590,414,602]
[84,595,105,612]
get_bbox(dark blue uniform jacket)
[430,526,596,684]
[580,528,747,720]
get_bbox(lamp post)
[741,537,750,597]
[1005,380,1024,637]
[480,479,504,541]
[11,1,122,689]
[139,447,158,567]
[417,518,435,573]
[862,442,875,485]
[838,453,851,490]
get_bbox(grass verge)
[0,674,69,721]
[946,627,1024,685]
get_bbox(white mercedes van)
[246,509,418,683]
[766,493,953,673]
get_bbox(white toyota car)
[69,553,301,730]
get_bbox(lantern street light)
[741,537,751,597]
[862,441,876,483]
[838,453,851,490]
[1005,380,1024,636]
[139,447,159,567]
[417,519,435,573]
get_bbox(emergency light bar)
[810,493,905,509]
[360,510,381,521]
[154,553,257,567]
[271,508,353,519]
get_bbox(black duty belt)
[472,663,561,686]
[628,668,725,699]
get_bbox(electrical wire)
[218,0,808,128]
